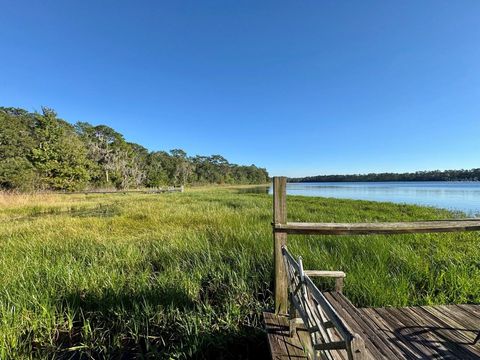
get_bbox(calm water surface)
[266,182,480,216]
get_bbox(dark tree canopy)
[0,108,37,190]
[290,169,480,183]
[0,106,269,191]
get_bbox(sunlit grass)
[0,188,479,358]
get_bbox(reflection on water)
[267,181,480,215]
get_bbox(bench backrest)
[282,246,366,360]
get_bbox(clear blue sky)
[1,1,479,177]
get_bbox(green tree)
[31,108,90,191]
[0,108,38,190]
[145,151,171,186]
[170,149,193,185]
[75,122,125,186]
[1,106,270,190]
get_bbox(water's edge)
[255,181,480,216]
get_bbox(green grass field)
[1,187,479,359]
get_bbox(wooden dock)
[265,294,480,359]
[266,177,480,360]
[67,186,184,195]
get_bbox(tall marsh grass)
[0,188,479,358]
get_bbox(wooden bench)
[275,246,366,360]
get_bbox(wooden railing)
[272,176,480,314]
[275,219,480,235]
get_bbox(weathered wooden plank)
[357,307,413,360]
[436,306,480,355]
[264,312,290,359]
[420,305,480,358]
[381,307,448,358]
[410,306,480,359]
[304,270,346,278]
[396,307,460,358]
[360,308,418,360]
[456,304,480,321]
[337,295,407,360]
[274,177,288,314]
[274,219,480,235]
[374,307,432,359]
[264,312,308,359]
[362,309,420,359]
[341,305,405,359]
[437,305,480,332]
[422,306,480,350]
[325,293,390,359]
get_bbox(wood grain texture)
[274,219,480,235]
[274,177,288,314]
[304,270,346,278]
[263,312,308,360]
[355,304,480,359]
[266,291,480,359]
[282,247,366,359]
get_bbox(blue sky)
[1,1,479,177]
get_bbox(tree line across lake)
[0,107,269,191]
[290,169,480,183]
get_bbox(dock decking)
[265,292,480,359]
[264,311,308,360]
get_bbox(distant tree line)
[290,169,480,183]
[0,107,269,191]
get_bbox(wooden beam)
[274,219,480,235]
[304,270,346,278]
[273,177,288,314]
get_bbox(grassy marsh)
[0,188,479,358]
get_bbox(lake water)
[266,182,480,216]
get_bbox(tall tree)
[170,149,193,185]
[75,122,125,186]
[31,108,90,191]
[145,151,171,187]
[0,108,37,190]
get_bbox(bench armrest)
[303,270,345,278]
[304,270,345,293]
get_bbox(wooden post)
[349,334,367,360]
[335,277,344,293]
[273,176,288,314]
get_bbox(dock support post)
[273,177,288,314]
